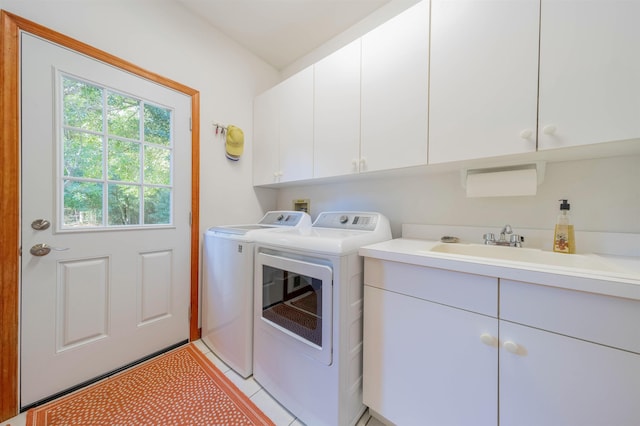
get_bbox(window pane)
[144,104,171,146]
[63,130,103,179]
[144,187,171,224]
[108,139,140,182]
[63,77,103,132]
[108,184,140,225]
[63,180,103,227]
[107,92,140,139]
[144,146,171,185]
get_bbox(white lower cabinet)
[500,321,640,426]
[364,285,498,426]
[499,279,640,426]
[363,259,640,426]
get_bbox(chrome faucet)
[483,224,524,247]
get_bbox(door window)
[60,74,173,229]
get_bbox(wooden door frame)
[0,11,201,421]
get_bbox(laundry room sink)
[428,243,625,273]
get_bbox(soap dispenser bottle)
[553,199,575,254]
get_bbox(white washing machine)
[202,211,311,378]
[252,212,392,426]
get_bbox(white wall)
[0,0,279,231]
[5,0,638,243]
[281,0,420,78]
[276,154,640,239]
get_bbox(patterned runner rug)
[26,343,275,426]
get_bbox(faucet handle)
[483,233,495,244]
[510,234,524,246]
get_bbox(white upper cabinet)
[428,0,540,164]
[253,87,280,186]
[360,0,430,173]
[278,67,314,183]
[538,0,640,150]
[314,40,362,178]
[252,66,314,185]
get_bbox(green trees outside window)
[61,75,173,228]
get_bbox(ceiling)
[175,0,392,70]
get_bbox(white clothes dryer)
[252,212,392,426]
[202,211,311,378]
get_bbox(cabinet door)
[500,321,640,426]
[314,40,361,178]
[428,0,539,164]
[538,0,640,150]
[253,87,280,185]
[363,286,498,426]
[278,66,314,183]
[360,0,429,173]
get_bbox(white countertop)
[359,238,640,301]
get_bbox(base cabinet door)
[500,321,640,426]
[363,285,498,426]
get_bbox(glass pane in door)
[60,74,174,229]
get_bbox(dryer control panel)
[313,212,379,231]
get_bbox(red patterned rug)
[26,343,275,426]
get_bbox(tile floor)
[2,339,386,426]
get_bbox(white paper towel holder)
[460,161,546,192]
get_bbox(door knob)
[31,219,50,230]
[30,243,69,257]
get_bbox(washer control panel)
[260,211,311,227]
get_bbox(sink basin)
[428,243,624,273]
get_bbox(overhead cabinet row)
[253,0,428,186]
[253,0,640,186]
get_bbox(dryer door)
[255,252,333,365]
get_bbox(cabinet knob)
[519,129,533,139]
[543,125,557,135]
[503,340,520,354]
[480,333,498,347]
[359,157,367,171]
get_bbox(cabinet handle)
[359,157,367,171]
[503,340,520,354]
[519,129,533,139]
[480,333,498,347]
[543,125,557,135]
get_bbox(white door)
[20,33,191,407]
